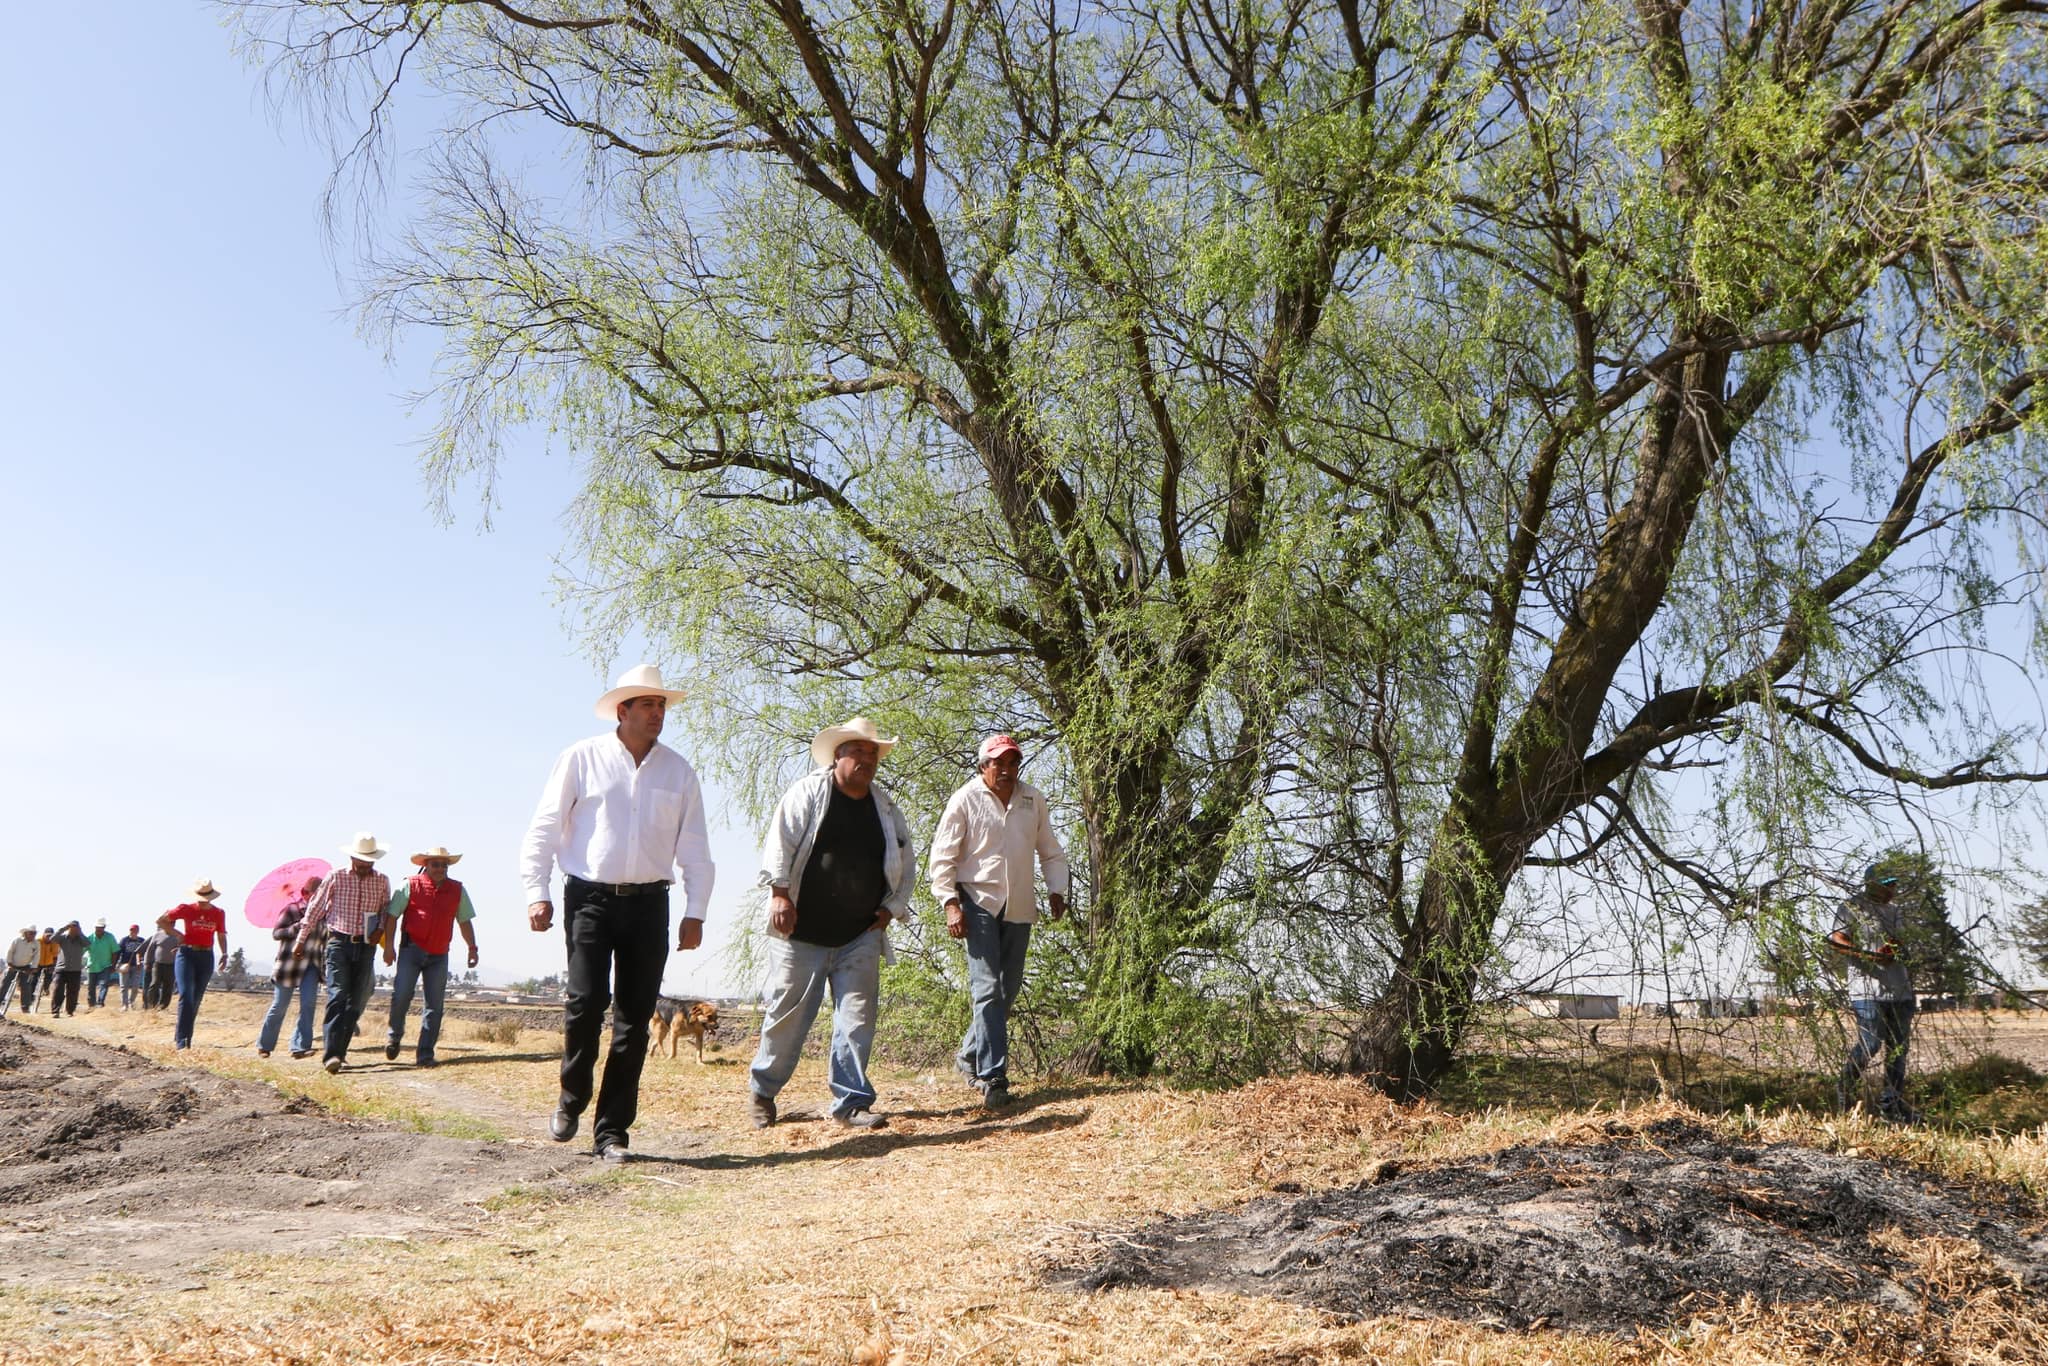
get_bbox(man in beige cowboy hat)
[158,879,231,1049]
[381,845,480,1067]
[294,833,393,1074]
[520,663,716,1161]
[747,717,916,1130]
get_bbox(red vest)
[401,875,465,955]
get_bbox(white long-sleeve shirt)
[927,777,1070,923]
[520,732,717,919]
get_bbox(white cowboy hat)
[411,845,463,867]
[810,716,900,768]
[340,832,387,863]
[189,878,222,902]
[594,663,689,721]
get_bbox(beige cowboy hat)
[340,832,387,863]
[810,716,900,768]
[410,845,463,867]
[594,663,689,721]
[189,878,222,902]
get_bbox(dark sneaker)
[978,1081,1011,1107]
[549,1108,579,1143]
[415,1056,438,1068]
[835,1108,889,1130]
[383,1042,400,1061]
[595,1135,629,1164]
[290,1050,313,1060]
[749,1094,777,1129]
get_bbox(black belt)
[331,932,375,944]
[568,875,669,897]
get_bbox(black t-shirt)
[793,785,887,948]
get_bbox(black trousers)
[145,963,175,1008]
[50,970,82,1016]
[559,880,668,1146]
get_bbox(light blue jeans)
[386,940,450,1062]
[749,927,884,1116]
[258,969,321,1055]
[958,893,1033,1086]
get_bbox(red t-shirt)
[166,901,227,950]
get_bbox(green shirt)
[85,930,119,973]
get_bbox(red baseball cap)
[977,734,1023,764]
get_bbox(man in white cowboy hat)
[294,833,394,1074]
[381,845,480,1067]
[928,734,1069,1106]
[747,717,916,1131]
[521,663,716,1161]
[157,879,231,1048]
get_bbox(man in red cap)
[927,734,1069,1106]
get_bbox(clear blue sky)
[0,4,757,995]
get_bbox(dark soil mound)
[0,1020,589,1287]
[1060,1117,2048,1334]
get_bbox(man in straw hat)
[1,926,40,1016]
[84,919,120,1010]
[747,717,916,1130]
[294,834,394,1074]
[1831,862,1921,1122]
[521,663,716,1162]
[157,880,231,1048]
[381,845,480,1067]
[928,734,1070,1106]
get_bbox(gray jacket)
[757,768,916,936]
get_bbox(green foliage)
[240,0,2048,1090]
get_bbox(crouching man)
[748,718,915,1131]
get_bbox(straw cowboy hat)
[189,878,222,902]
[594,663,689,721]
[340,832,387,863]
[810,716,899,768]
[411,846,464,867]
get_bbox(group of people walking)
[129,844,482,1068]
[0,920,165,1017]
[518,664,1069,1162]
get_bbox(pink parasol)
[244,858,333,929]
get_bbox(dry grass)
[9,999,2048,1363]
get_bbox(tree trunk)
[1345,803,1523,1099]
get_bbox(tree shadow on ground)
[624,1107,1090,1170]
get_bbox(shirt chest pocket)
[646,786,685,834]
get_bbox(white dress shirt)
[927,777,1070,923]
[520,732,717,919]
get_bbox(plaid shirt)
[271,903,327,988]
[299,865,391,944]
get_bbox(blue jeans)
[173,947,215,1048]
[1841,997,1916,1115]
[259,969,322,1054]
[88,967,118,1007]
[958,893,1033,1086]
[119,966,144,1008]
[749,927,884,1116]
[386,941,450,1062]
[322,940,380,1063]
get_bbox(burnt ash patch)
[1060,1118,2048,1335]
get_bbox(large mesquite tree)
[236,0,1484,1070]
[240,0,2048,1090]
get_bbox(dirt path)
[1061,1115,2048,1334]
[0,1021,591,1288]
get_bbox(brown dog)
[651,996,719,1061]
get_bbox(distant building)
[1525,992,1620,1020]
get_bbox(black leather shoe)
[383,1042,400,1061]
[596,1134,630,1164]
[549,1108,578,1143]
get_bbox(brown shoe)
[749,1094,777,1129]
